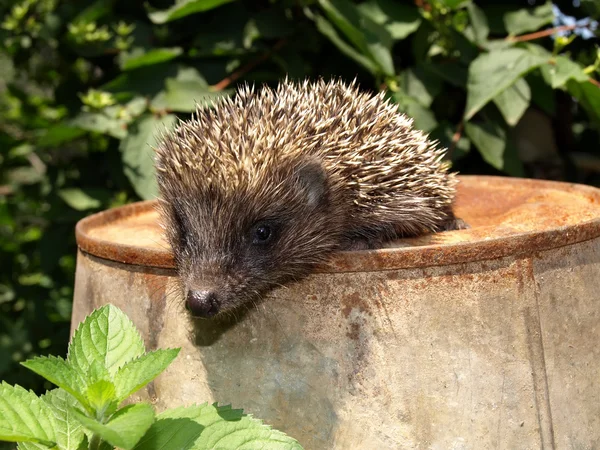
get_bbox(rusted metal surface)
[72,176,600,449]
[75,200,174,268]
[76,175,600,271]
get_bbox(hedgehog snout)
[186,289,220,318]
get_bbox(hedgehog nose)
[186,290,220,318]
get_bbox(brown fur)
[154,79,464,317]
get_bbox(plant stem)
[507,24,579,42]
[89,434,101,450]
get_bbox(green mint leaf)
[85,380,118,417]
[42,389,86,450]
[21,356,90,412]
[132,418,204,450]
[0,382,56,447]
[86,360,111,386]
[68,304,146,378]
[135,404,303,450]
[72,403,155,450]
[113,348,180,402]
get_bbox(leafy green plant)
[0,304,302,450]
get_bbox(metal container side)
[72,176,600,449]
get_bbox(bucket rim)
[75,175,600,272]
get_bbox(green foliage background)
[1,0,599,393]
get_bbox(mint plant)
[0,305,302,450]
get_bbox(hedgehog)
[154,79,465,318]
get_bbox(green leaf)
[85,380,117,415]
[113,348,180,402]
[150,67,229,113]
[493,77,531,126]
[482,39,515,52]
[103,63,180,97]
[524,41,552,59]
[423,61,468,88]
[465,48,548,120]
[120,113,178,200]
[465,119,523,176]
[133,418,204,450]
[567,80,600,124]
[72,403,155,450]
[57,188,102,211]
[70,112,128,140]
[318,0,394,76]
[364,35,394,77]
[319,0,368,51]
[465,120,505,170]
[466,3,489,44]
[314,15,379,75]
[399,67,442,108]
[447,27,479,65]
[527,72,556,115]
[439,0,470,9]
[542,56,589,89]
[357,0,421,40]
[68,304,146,378]
[390,91,437,132]
[148,0,235,24]
[72,0,112,24]
[38,125,86,148]
[121,47,183,71]
[465,122,506,170]
[125,97,149,118]
[0,382,56,446]
[135,404,303,450]
[21,356,90,411]
[42,389,86,450]
[504,2,554,36]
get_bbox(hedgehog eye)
[251,222,275,245]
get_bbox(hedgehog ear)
[296,160,328,208]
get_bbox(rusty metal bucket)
[72,176,600,449]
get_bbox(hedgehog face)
[159,160,341,318]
